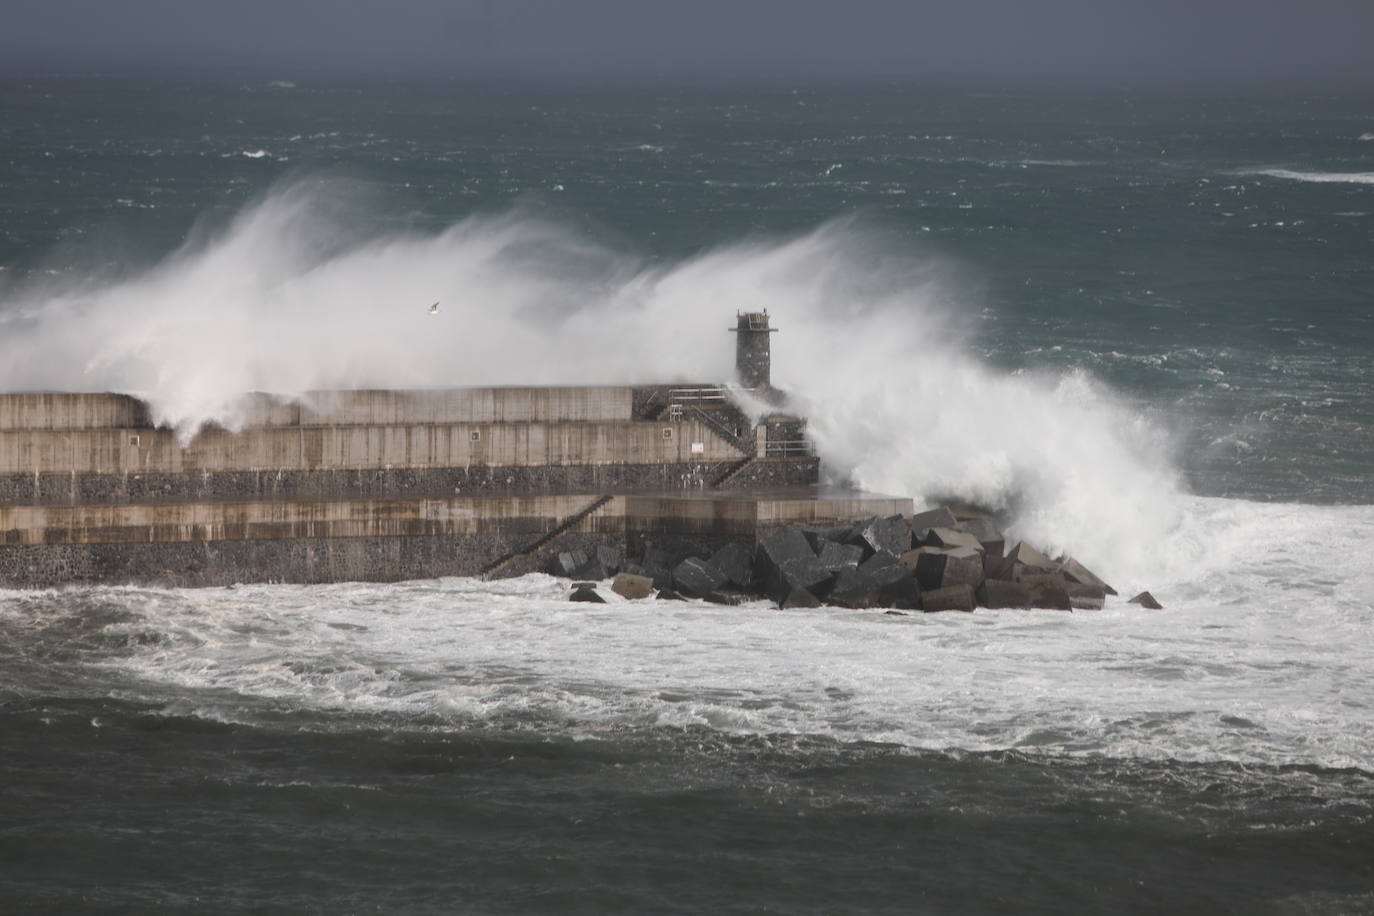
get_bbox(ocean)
[1,75,1373,913]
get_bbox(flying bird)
[429,301,439,314]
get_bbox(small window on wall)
[129,435,140,447]
[470,430,481,441]
[662,428,673,440]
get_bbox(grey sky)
[3,0,1373,88]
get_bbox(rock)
[573,557,609,581]
[569,584,606,603]
[884,610,909,616]
[656,588,686,601]
[977,578,1031,609]
[595,544,624,577]
[858,514,912,558]
[554,549,588,578]
[911,506,959,541]
[1058,555,1117,596]
[780,587,822,609]
[1067,583,1107,610]
[1129,590,1163,610]
[709,542,756,590]
[803,526,852,554]
[756,528,816,580]
[817,540,864,573]
[1021,573,1073,611]
[829,567,882,608]
[755,530,832,603]
[861,553,920,607]
[621,561,672,590]
[672,556,729,599]
[921,584,976,613]
[956,517,1005,559]
[906,546,985,592]
[611,572,655,600]
[992,542,1058,582]
[922,527,984,553]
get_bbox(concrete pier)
[0,386,908,588]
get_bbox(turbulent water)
[2,77,1373,913]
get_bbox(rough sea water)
[2,77,1373,913]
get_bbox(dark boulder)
[921,584,976,613]
[911,506,959,542]
[672,556,729,599]
[595,544,624,577]
[993,542,1058,582]
[817,540,864,573]
[771,556,836,604]
[1022,573,1073,611]
[1067,583,1107,610]
[922,527,984,553]
[861,553,921,608]
[780,587,822,609]
[611,572,654,600]
[1129,590,1163,610]
[858,514,912,558]
[656,588,686,601]
[569,584,606,603]
[977,578,1031,609]
[956,517,1005,559]
[906,546,985,592]
[709,541,756,590]
[1058,555,1117,596]
[554,549,589,578]
[829,567,882,609]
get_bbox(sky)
[2,0,1374,89]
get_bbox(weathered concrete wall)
[0,493,614,546]
[0,461,748,507]
[0,393,153,431]
[0,388,636,431]
[0,420,742,475]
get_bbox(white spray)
[0,180,1186,580]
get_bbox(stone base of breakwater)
[564,504,1158,613]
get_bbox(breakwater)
[0,385,906,588]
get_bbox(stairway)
[480,495,613,578]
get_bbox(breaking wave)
[0,178,1186,578]
[1245,168,1374,185]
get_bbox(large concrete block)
[709,541,756,590]
[858,514,912,558]
[911,506,959,541]
[672,556,728,599]
[922,527,984,553]
[921,584,976,613]
[829,567,882,609]
[1022,573,1073,611]
[977,578,1031,609]
[957,517,1005,558]
[1067,583,1107,610]
[611,572,654,599]
[817,540,864,573]
[907,546,985,592]
[861,553,919,608]
[1058,555,1117,596]
[780,587,822,609]
[770,556,835,604]
[569,583,606,603]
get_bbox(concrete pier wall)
[0,385,860,589]
[0,388,636,431]
[0,419,740,475]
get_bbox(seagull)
[429,301,439,314]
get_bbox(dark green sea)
[1,76,1372,913]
